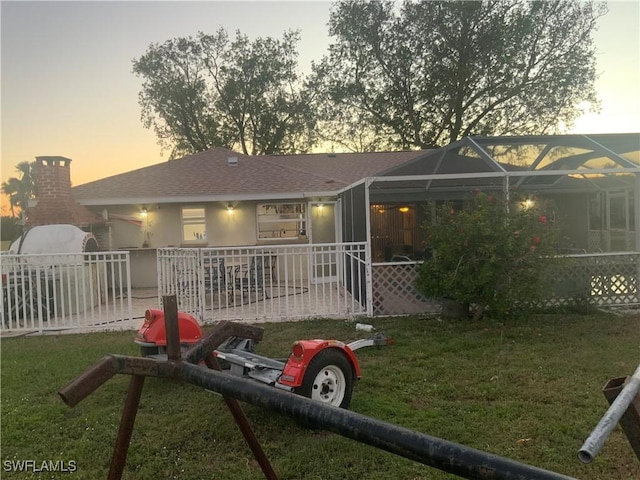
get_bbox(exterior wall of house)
[89,199,340,288]
[209,202,257,246]
[96,200,340,251]
[309,202,337,243]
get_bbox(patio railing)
[156,243,370,323]
[1,251,132,333]
[2,248,636,334]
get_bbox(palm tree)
[1,161,37,218]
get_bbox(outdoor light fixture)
[317,203,324,210]
[226,204,234,214]
[399,206,410,213]
[373,204,386,214]
[140,208,148,219]
[523,198,535,209]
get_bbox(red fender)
[277,339,361,388]
[134,308,204,347]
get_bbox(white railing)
[1,252,132,333]
[157,243,370,322]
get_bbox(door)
[309,202,338,283]
[607,192,634,251]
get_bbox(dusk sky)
[1,0,639,211]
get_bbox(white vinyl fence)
[1,252,132,333]
[157,243,370,322]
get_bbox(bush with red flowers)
[417,191,560,320]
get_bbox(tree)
[1,215,20,242]
[310,0,606,151]
[416,191,561,321]
[133,29,317,158]
[1,161,37,218]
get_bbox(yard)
[2,312,639,479]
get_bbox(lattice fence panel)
[372,263,439,316]
[372,253,640,316]
[542,254,640,307]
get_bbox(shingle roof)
[72,147,429,205]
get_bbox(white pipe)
[578,363,640,463]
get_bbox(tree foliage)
[416,191,561,320]
[311,0,606,151]
[1,161,37,218]
[1,216,20,242]
[133,29,316,158]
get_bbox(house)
[69,147,429,250]
[30,134,640,301]
[64,147,428,287]
[66,133,640,253]
[13,133,640,318]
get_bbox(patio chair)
[238,256,269,299]
[203,258,226,295]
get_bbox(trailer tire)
[297,349,354,409]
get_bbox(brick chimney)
[25,156,102,227]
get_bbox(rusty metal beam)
[163,295,182,361]
[178,361,575,480]
[108,375,145,480]
[204,355,278,480]
[58,355,117,407]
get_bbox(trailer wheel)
[297,349,354,409]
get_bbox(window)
[257,203,306,240]
[182,207,207,243]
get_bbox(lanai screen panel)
[340,183,368,307]
[341,183,368,242]
[373,133,640,194]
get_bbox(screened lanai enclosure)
[342,133,640,314]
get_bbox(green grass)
[2,312,640,479]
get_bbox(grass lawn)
[2,312,640,479]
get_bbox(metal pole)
[163,295,181,361]
[179,362,575,480]
[602,375,640,460]
[579,363,640,463]
[204,356,278,480]
[108,375,145,480]
[58,356,117,407]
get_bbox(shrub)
[416,191,560,320]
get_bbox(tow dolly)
[134,309,393,409]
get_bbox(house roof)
[72,134,639,206]
[72,147,430,206]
